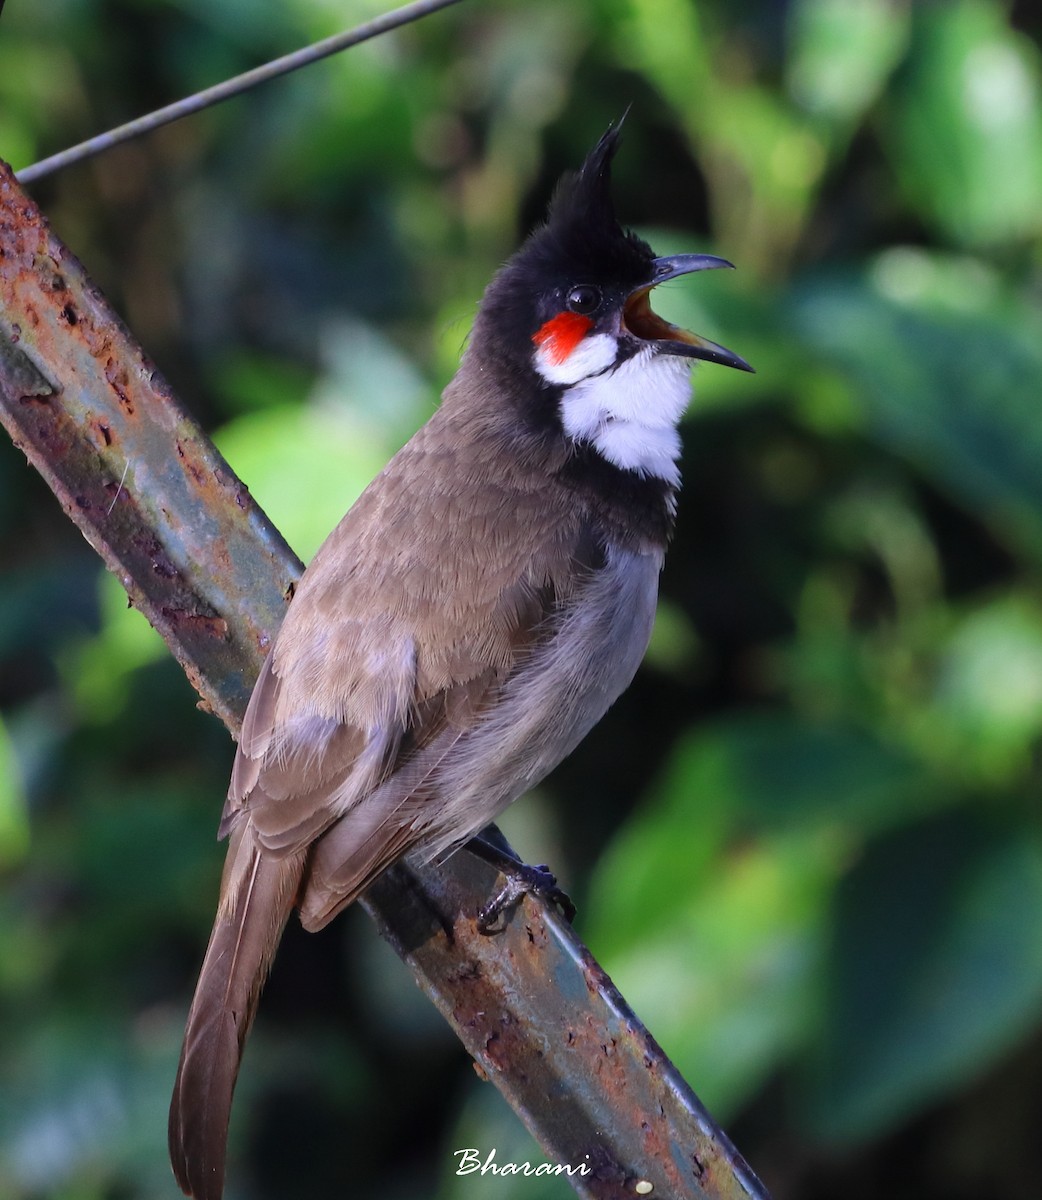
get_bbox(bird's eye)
[565,285,602,314]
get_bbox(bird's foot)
[467,831,576,933]
[477,862,576,933]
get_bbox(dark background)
[3,1,1042,1197]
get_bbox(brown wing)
[296,668,503,929]
[223,409,582,876]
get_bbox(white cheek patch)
[534,331,617,385]
[560,351,693,485]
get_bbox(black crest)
[547,122,624,244]
[528,118,655,287]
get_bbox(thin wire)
[15,0,468,185]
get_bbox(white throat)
[551,345,693,486]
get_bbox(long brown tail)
[168,823,306,1200]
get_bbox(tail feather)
[169,825,306,1200]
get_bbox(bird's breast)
[415,540,664,861]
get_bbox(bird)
[168,119,752,1200]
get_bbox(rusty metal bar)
[0,167,299,728]
[0,159,770,1200]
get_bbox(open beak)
[623,253,754,373]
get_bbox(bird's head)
[468,121,752,482]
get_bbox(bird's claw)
[477,862,576,934]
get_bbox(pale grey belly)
[415,543,663,862]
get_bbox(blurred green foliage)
[2,1,1042,1198]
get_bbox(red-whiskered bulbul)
[168,122,752,1200]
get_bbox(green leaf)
[791,256,1042,565]
[928,595,1042,784]
[613,0,829,271]
[584,714,929,1115]
[884,0,1042,245]
[803,812,1042,1141]
[213,322,432,561]
[587,825,830,1118]
[0,715,28,869]
[787,0,909,127]
[57,573,167,724]
[213,402,387,562]
[0,1014,179,1197]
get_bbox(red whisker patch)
[532,312,593,365]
